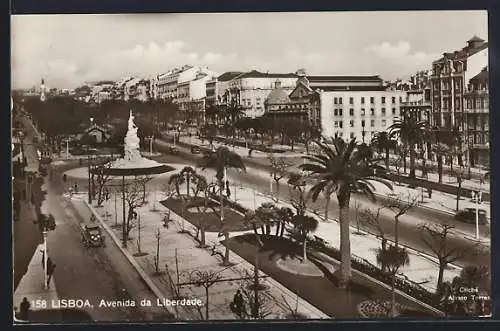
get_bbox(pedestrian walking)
[46,262,56,289]
[47,257,54,272]
[226,180,231,198]
[74,183,78,194]
[19,297,30,321]
[230,289,246,319]
[30,192,35,205]
[62,174,67,183]
[40,250,45,269]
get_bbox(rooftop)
[308,75,382,82]
[314,85,388,92]
[218,71,244,82]
[470,67,488,82]
[236,70,298,79]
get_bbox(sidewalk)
[72,193,329,320]
[13,244,59,318]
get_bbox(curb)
[80,199,186,319]
[310,251,445,317]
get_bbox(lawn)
[161,196,252,232]
[227,234,437,319]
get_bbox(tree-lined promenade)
[15,95,491,318]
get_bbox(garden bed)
[160,196,251,232]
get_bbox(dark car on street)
[455,207,488,225]
[190,145,201,154]
[166,146,180,155]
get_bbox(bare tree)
[360,204,390,272]
[135,175,153,204]
[390,157,403,185]
[188,269,223,320]
[123,179,143,240]
[386,193,419,247]
[419,223,469,294]
[94,162,112,207]
[268,155,293,201]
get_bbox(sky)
[11,11,488,89]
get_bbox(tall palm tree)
[199,146,246,265]
[300,138,393,287]
[375,244,410,317]
[432,143,450,184]
[388,115,428,179]
[370,131,396,171]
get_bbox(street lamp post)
[43,230,48,290]
[122,175,127,248]
[471,190,482,240]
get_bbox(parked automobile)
[455,207,488,225]
[190,146,201,154]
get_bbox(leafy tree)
[370,131,396,171]
[300,138,392,288]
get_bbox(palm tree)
[370,131,396,171]
[199,146,246,265]
[291,214,318,263]
[375,244,410,317]
[388,115,428,179]
[180,166,196,197]
[300,138,393,287]
[432,143,450,184]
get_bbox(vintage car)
[81,224,106,248]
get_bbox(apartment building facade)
[319,87,405,142]
[430,36,488,131]
[227,70,298,118]
[464,67,489,167]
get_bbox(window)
[350,132,355,139]
[361,120,366,127]
[361,108,365,116]
[339,97,343,104]
[361,97,365,104]
[381,97,386,104]
[349,97,354,104]
[382,119,387,127]
[349,120,354,127]
[349,108,354,116]
[371,119,375,127]
[370,97,374,104]
[334,109,338,116]
[399,96,403,103]
[370,108,375,116]
[392,97,396,103]
[381,108,386,115]
[392,108,396,115]
[339,121,343,128]
[339,132,344,137]
[334,97,338,104]
[339,109,343,116]
[334,121,339,128]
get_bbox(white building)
[317,83,405,142]
[227,70,298,118]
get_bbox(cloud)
[365,41,439,79]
